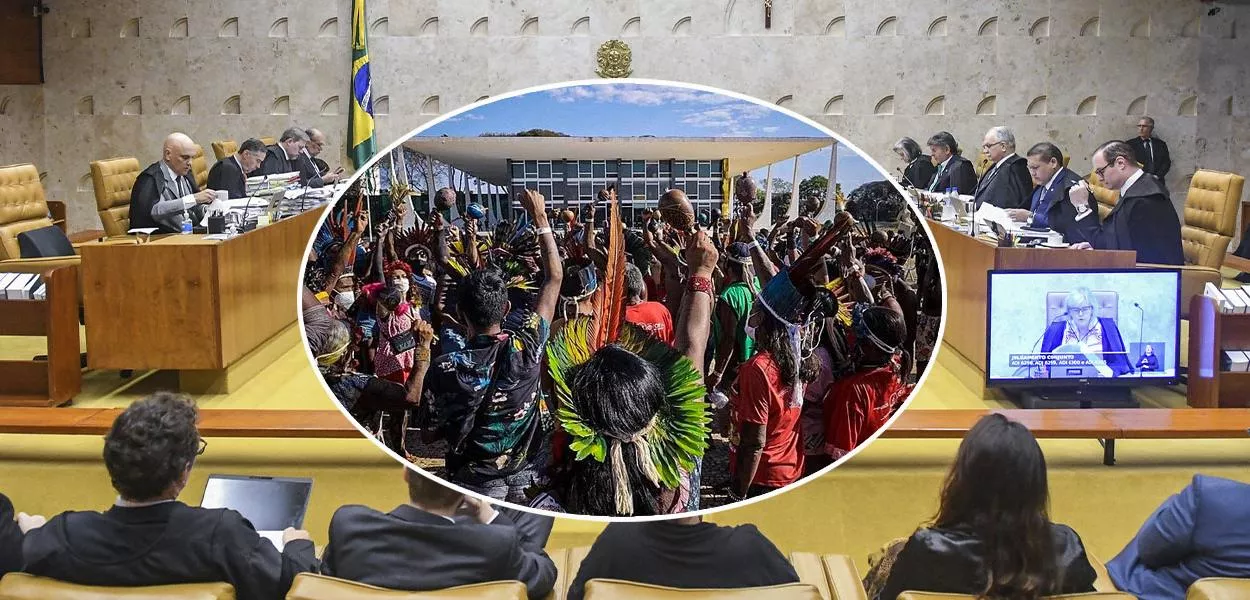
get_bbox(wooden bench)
[883,409,1250,465]
[0,408,358,438]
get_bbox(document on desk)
[973,203,1015,232]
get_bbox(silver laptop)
[200,475,312,550]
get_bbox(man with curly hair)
[22,392,318,599]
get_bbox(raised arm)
[675,230,718,376]
[521,189,563,324]
[321,219,366,295]
[404,320,436,405]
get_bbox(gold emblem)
[595,39,633,78]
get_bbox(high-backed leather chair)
[1046,290,1118,325]
[90,157,140,237]
[895,593,1135,599]
[284,574,526,599]
[582,579,824,600]
[1182,169,1244,269]
[1186,577,1250,599]
[0,164,74,265]
[0,573,235,599]
[260,136,276,146]
[212,140,238,161]
[192,145,209,191]
[788,552,867,600]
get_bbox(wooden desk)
[928,219,1137,372]
[79,209,322,391]
[0,407,356,437]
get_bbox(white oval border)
[296,78,950,523]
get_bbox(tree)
[799,175,829,202]
[479,129,570,137]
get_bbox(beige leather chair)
[1182,169,1244,269]
[212,140,238,161]
[192,145,209,191]
[1186,577,1250,599]
[260,136,276,146]
[583,579,824,600]
[0,163,77,269]
[90,157,141,237]
[284,574,525,599]
[0,573,235,599]
[789,552,868,600]
[895,593,1134,599]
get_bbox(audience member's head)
[305,128,328,157]
[236,138,267,173]
[161,133,198,177]
[857,306,906,366]
[725,242,752,282]
[457,267,509,330]
[376,286,404,319]
[982,126,1016,162]
[934,413,1056,598]
[403,468,463,513]
[104,392,202,503]
[926,131,960,163]
[1092,140,1140,189]
[892,137,923,163]
[278,127,309,157]
[1136,116,1155,140]
[1025,142,1065,187]
[314,319,354,367]
[566,345,666,516]
[624,263,646,303]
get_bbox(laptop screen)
[200,475,312,530]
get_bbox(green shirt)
[713,280,756,365]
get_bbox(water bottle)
[181,218,192,235]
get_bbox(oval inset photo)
[300,80,946,519]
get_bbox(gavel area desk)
[79,208,322,393]
[927,219,1137,395]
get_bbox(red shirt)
[728,353,804,487]
[822,366,911,458]
[625,301,674,344]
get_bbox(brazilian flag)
[348,0,377,169]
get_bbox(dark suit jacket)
[0,493,22,577]
[926,155,978,195]
[1039,168,1096,242]
[1108,475,1250,600]
[1128,136,1171,181]
[1067,172,1184,265]
[567,522,799,600]
[253,145,298,178]
[1040,317,1134,376]
[902,157,936,190]
[974,154,1033,210]
[128,162,203,234]
[294,152,326,188]
[207,155,248,200]
[876,524,1097,600]
[321,504,556,600]
[22,502,317,600]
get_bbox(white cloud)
[761,126,781,133]
[545,83,733,107]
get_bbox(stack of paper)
[0,273,42,300]
[1204,283,1250,314]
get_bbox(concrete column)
[827,143,839,211]
[760,163,774,230]
[788,154,800,220]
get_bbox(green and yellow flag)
[348,0,378,169]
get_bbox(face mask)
[391,278,410,294]
[333,291,356,310]
[743,323,757,341]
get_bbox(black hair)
[104,392,200,501]
[934,414,1059,599]
[1026,142,1065,166]
[1095,140,1138,168]
[406,469,463,509]
[862,306,906,350]
[926,131,961,156]
[566,345,666,516]
[756,311,820,386]
[238,138,266,154]
[457,267,508,328]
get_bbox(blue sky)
[417,83,884,191]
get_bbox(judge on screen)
[1039,287,1133,377]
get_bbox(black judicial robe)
[1066,173,1184,265]
[207,155,248,200]
[973,154,1033,210]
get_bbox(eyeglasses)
[1069,306,1094,315]
[196,437,208,456]
[1094,158,1119,179]
[981,141,1005,151]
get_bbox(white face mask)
[391,278,410,294]
[333,291,356,309]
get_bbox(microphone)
[1133,302,1145,377]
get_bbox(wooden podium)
[1187,294,1250,408]
[0,265,81,406]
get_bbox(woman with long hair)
[874,413,1097,600]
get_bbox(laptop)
[200,475,313,550]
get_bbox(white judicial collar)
[1119,168,1145,198]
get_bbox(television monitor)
[985,268,1181,390]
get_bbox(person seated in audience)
[207,138,267,200]
[1066,140,1184,265]
[623,262,673,344]
[973,126,1032,210]
[923,131,977,195]
[892,137,935,190]
[1008,142,1089,238]
[297,128,345,187]
[421,190,562,503]
[2,492,42,577]
[22,392,318,600]
[128,132,217,234]
[1106,474,1250,600]
[566,516,799,600]
[1039,287,1133,377]
[873,413,1097,600]
[253,127,309,179]
[321,468,556,600]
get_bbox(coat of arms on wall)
[595,40,633,78]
